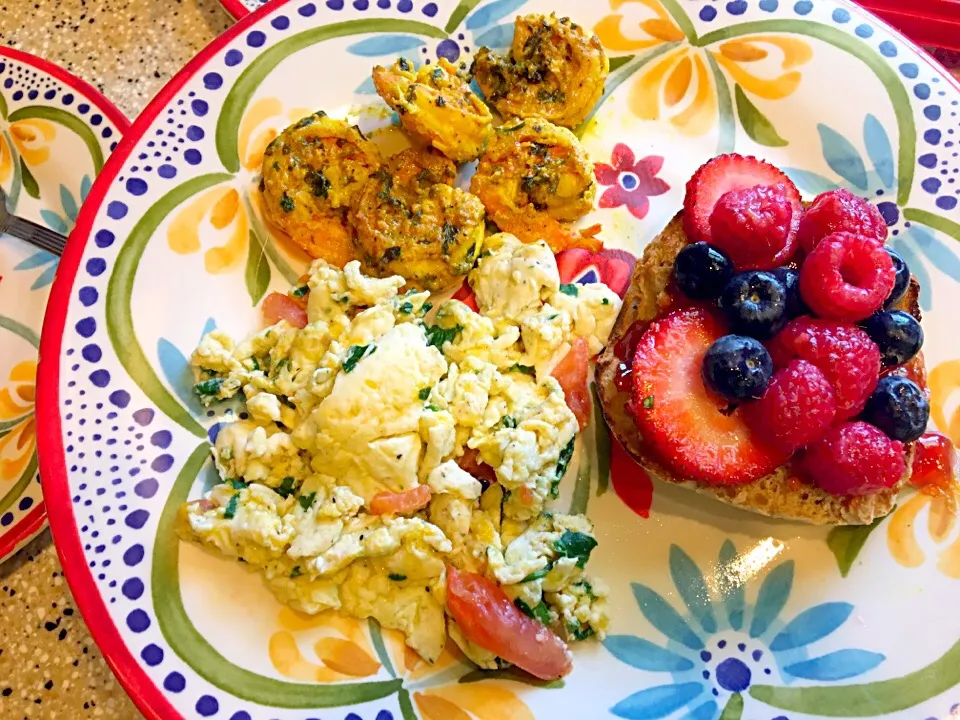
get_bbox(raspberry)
[767,317,881,420]
[797,421,906,496]
[708,184,799,270]
[743,360,836,453]
[797,189,888,253]
[799,232,895,322]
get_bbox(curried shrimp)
[350,147,486,291]
[472,13,609,129]
[373,58,494,163]
[470,117,600,253]
[260,112,382,266]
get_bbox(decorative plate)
[0,47,127,563]
[36,1,960,719]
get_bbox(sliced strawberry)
[683,154,801,245]
[631,308,787,485]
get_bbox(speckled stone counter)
[0,4,229,718]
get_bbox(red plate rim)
[32,1,960,718]
[35,2,286,718]
[219,0,254,21]
[0,46,130,564]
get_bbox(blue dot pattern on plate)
[122,96,207,182]
[62,215,230,711]
[897,59,960,210]
[0,61,123,156]
[55,0,960,715]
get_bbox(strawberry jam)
[614,320,648,392]
[911,431,958,498]
[880,351,928,394]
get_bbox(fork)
[0,188,68,256]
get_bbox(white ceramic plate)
[37,1,960,719]
[0,47,127,563]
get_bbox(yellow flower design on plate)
[930,360,960,446]
[267,609,534,718]
[381,630,532,719]
[887,487,960,579]
[0,118,57,183]
[0,118,56,185]
[167,98,310,276]
[886,359,960,578]
[268,608,382,682]
[0,360,37,483]
[168,184,250,274]
[411,684,534,720]
[594,0,811,137]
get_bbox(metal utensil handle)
[1,215,67,256]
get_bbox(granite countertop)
[0,3,957,720]
[0,4,229,718]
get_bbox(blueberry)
[702,335,773,401]
[674,242,734,300]
[884,247,911,308]
[863,376,930,442]
[862,310,924,366]
[719,271,788,339]
[771,267,807,318]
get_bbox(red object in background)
[855,0,960,54]
[929,47,960,77]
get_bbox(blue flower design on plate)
[604,540,884,720]
[41,175,90,234]
[13,175,91,290]
[14,248,58,291]
[348,0,528,94]
[782,115,960,312]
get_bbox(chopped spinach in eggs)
[179,234,620,668]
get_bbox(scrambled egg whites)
[180,234,620,667]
